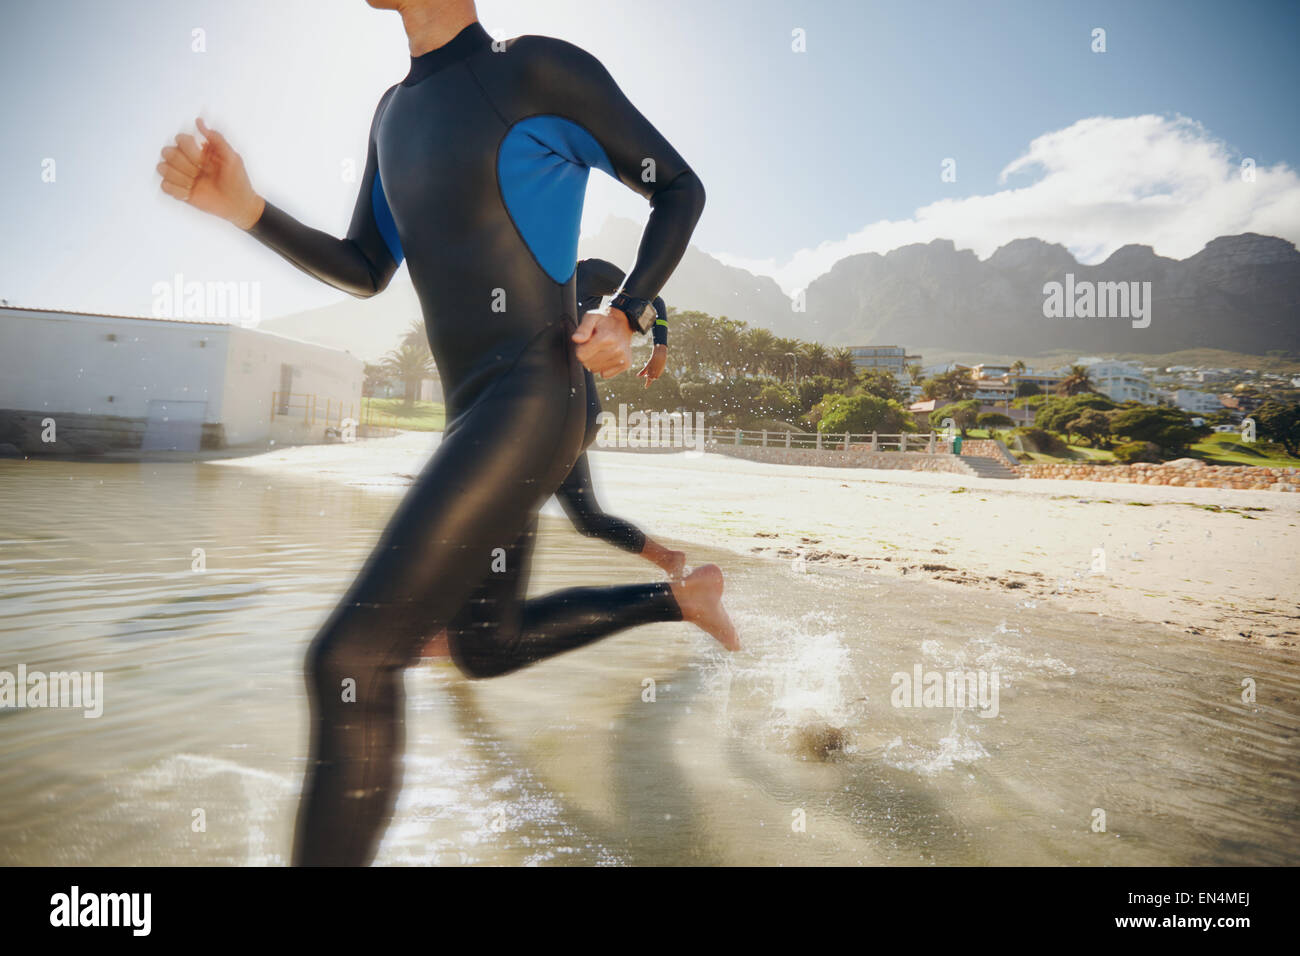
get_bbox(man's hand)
[157,117,265,230]
[638,344,668,386]
[572,309,634,378]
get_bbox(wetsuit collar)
[404,22,493,86]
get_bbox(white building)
[0,307,364,454]
[847,345,922,387]
[1170,389,1225,415]
[971,379,1015,403]
[1076,357,1154,404]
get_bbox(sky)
[1,0,1298,319]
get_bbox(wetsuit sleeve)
[651,296,668,347]
[246,88,403,299]
[574,257,627,314]
[527,40,705,302]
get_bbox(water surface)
[1,459,1296,865]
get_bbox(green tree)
[774,337,801,384]
[744,327,779,377]
[1057,364,1096,396]
[757,383,800,423]
[401,318,429,351]
[1253,402,1300,457]
[1012,426,1069,456]
[922,368,975,402]
[796,374,837,414]
[977,411,1014,433]
[1065,408,1112,447]
[800,342,830,379]
[1109,406,1208,454]
[381,342,433,408]
[930,399,980,437]
[1035,393,1116,432]
[362,362,386,398]
[817,393,915,435]
[828,347,856,381]
[855,367,908,404]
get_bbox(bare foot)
[671,564,740,651]
[423,629,450,659]
[659,549,686,582]
[642,539,686,583]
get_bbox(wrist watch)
[610,291,654,333]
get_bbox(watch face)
[615,294,651,329]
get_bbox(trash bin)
[952,434,963,455]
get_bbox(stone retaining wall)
[710,443,973,474]
[1020,460,1298,491]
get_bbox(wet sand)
[215,432,1300,654]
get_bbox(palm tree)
[382,342,434,408]
[744,327,778,377]
[1058,364,1095,396]
[774,337,801,383]
[1011,359,1026,377]
[829,347,856,381]
[800,342,829,379]
[671,312,712,380]
[401,318,425,348]
[715,320,744,379]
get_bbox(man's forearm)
[620,169,706,301]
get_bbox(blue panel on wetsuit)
[371,171,404,266]
[498,115,616,284]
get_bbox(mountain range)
[259,219,1299,363]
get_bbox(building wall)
[1171,389,1224,414]
[848,345,906,373]
[0,309,363,452]
[219,327,364,445]
[1079,359,1154,404]
[0,309,229,421]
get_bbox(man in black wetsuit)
[157,0,737,866]
[424,260,680,658]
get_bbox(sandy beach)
[215,431,1300,654]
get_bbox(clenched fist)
[571,308,634,378]
[157,117,265,229]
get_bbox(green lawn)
[362,398,446,432]
[1188,433,1300,468]
[974,430,1117,463]
[1015,447,1117,464]
[1012,433,1300,467]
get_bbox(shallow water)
[1,458,1296,865]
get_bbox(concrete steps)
[960,454,1020,479]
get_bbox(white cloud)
[715,115,1300,295]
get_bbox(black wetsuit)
[554,258,668,553]
[246,22,704,865]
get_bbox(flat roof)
[0,305,360,357]
[0,304,229,327]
